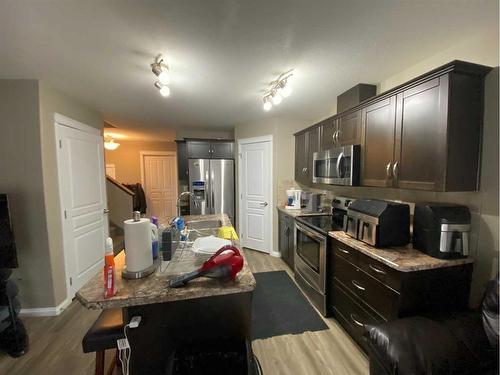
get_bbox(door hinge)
[64,210,67,219]
[69,277,73,286]
[59,139,62,148]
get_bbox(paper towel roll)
[124,218,153,272]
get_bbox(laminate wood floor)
[0,249,368,375]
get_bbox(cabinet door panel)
[361,97,397,187]
[295,133,308,185]
[321,118,337,151]
[187,141,211,159]
[395,76,448,191]
[307,127,320,184]
[211,142,234,159]
[337,110,362,146]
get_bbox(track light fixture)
[262,71,293,111]
[151,54,171,97]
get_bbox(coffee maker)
[413,203,470,259]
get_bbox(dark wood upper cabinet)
[186,140,234,159]
[337,109,362,146]
[295,126,320,186]
[295,60,490,191]
[394,76,448,191]
[361,96,397,187]
[295,132,308,185]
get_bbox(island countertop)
[76,214,255,310]
[329,231,474,272]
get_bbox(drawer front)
[334,254,400,320]
[332,238,358,265]
[331,285,383,352]
[357,252,402,291]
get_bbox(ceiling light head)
[154,81,171,97]
[263,96,272,111]
[104,137,120,151]
[271,90,282,105]
[151,54,170,84]
[278,79,292,98]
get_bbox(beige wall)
[0,80,55,308]
[104,140,177,184]
[38,81,103,307]
[235,37,499,306]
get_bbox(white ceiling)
[0,0,497,134]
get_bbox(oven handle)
[295,221,327,243]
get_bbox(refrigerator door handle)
[211,169,215,214]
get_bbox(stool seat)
[82,308,124,353]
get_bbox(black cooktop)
[296,214,344,236]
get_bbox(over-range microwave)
[312,145,360,186]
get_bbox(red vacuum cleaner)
[169,245,244,288]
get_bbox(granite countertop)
[329,231,474,272]
[276,206,329,217]
[76,214,255,310]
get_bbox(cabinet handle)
[337,129,342,143]
[393,162,399,179]
[350,313,365,327]
[338,247,350,254]
[386,162,393,178]
[332,131,337,142]
[351,280,365,291]
[334,130,339,144]
[369,264,387,275]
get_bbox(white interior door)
[239,138,272,253]
[141,152,178,223]
[56,119,109,299]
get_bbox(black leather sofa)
[365,276,499,375]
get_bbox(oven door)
[294,221,326,294]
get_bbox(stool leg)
[106,349,117,375]
[95,351,105,375]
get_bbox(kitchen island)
[77,214,256,375]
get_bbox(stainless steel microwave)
[312,145,360,185]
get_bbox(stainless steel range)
[294,196,353,315]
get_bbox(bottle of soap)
[104,237,116,299]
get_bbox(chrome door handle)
[338,247,350,254]
[259,202,269,207]
[336,152,344,179]
[337,130,342,144]
[369,264,387,275]
[103,208,110,214]
[350,313,365,327]
[386,162,393,178]
[334,130,339,144]
[393,162,399,179]
[351,280,365,291]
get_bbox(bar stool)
[82,308,124,375]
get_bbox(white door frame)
[237,135,276,255]
[139,151,178,218]
[54,113,104,302]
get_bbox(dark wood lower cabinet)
[328,238,473,352]
[278,211,294,270]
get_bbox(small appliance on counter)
[413,203,471,259]
[345,199,410,247]
[285,189,302,210]
[301,191,323,212]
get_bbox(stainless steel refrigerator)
[188,159,235,224]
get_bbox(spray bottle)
[104,237,117,299]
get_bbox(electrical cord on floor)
[118,325,131,375]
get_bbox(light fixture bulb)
[263,101,272,111]
[158,70,170,84]
[272,92,282,105]
[104,139,120,151]
[159,85,170,97]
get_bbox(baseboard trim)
[270,251,281,258]
[20,298,71,317]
